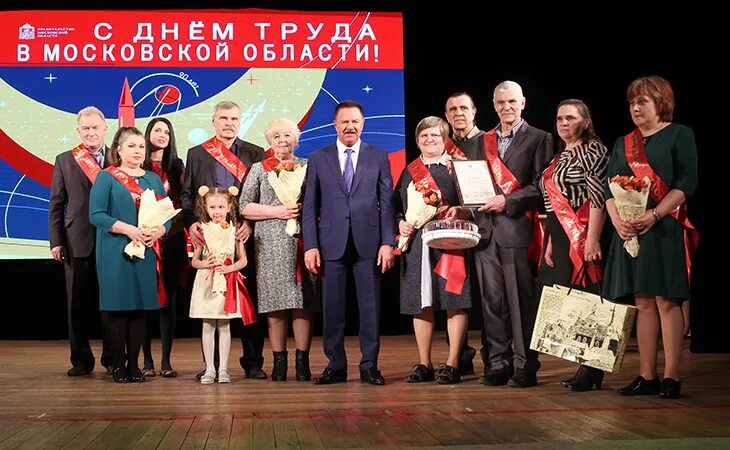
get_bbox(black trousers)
[65,256,112,369]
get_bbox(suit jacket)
[302,142,396,260]
[462,121,554,248]
[180,137,264,227]
[48,147,109,258]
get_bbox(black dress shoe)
[67,366,92,377]
[313,367,347,385]
[360,367,385,385]
[129,368,146,383]
[479,368,513,386]
[508,368,537,388]
[240,358,268,379]
[112,367,130,383]
[405,364,435,383]
[436,365,460,384]
[658,378,682,399]
[617,376,660,396]
[459,346,477,376]
[567,365,603,392]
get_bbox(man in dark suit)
[303,100,395,385]
[180,100,267,379]
[451,82,553,388]
[48,106,113,376]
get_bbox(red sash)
[483,131,543,262]
[200,137,249,183]
[408,158,467,295]
[444,138,468,159]
[260,156,281,173]
[624,129,699,283]
[106,167,168,307]
[264,148,274,159]
[542,155,603,285]
[150,161,170,193]
[71,144,103,184]
[221,256,256,325]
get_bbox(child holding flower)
[189,186,252,384]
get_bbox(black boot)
[271,351,288,381]
[567,365,604,391]
[560,365,586,388]
[295,349,311,381]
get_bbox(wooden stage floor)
[1,333,729,449]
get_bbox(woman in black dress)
[393,116,472,384]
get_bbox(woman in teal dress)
[604,76,698,399]
[90,127,171,383]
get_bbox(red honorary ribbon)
[200,137,249,183]
[483,131,543,263]
[71,143,103,184]
[150,160,170,193]
[106,166,168,306]
[221,257,256,325]
[624,129,699,284]
[264,148,274,159]
[407,158,467,294]
[295,237,306,282]
[543,154,602,285]
[444,138,468,159]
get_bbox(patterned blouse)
[540,140,609,212]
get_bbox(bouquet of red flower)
[397,179,447,252]
[608,175,651,257]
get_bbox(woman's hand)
[124,224,145,245]
[446,206,471,220]
[277,204,300,220]
[544,236,554,267]
[629,210,657,235]
[398,220,415,238]
[584,236,602,263]
[611,216,637,241]
[142,227,166,247]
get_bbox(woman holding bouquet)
[604,76,698,399]
[538,99,608,391]
[141,117,186,378]
[393,116,471,384]
[240,118,320,382]
[89,127,171,383]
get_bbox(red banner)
[2,10,403,69]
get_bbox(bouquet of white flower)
[609,175,651,257]
[266,160,307,236]
[124,189,181,259]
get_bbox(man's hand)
[377,245,394,273]
[445,206,472,220]
[304,248,321,274]
[236,220,253,243]
[477,194,506,213]
[189,222,206,247]
[51,246,65,262]
[398,220,415,238]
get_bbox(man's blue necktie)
[343,148,354,193]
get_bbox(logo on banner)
[18,24,35,40]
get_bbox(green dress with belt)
[603,123,698,302]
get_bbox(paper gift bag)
[530,285,637,373]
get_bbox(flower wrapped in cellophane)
[609,175,651,257]
[397,180,447,252]
[267,160,307,236]
[201,220,235,294]
[124,189,181,259]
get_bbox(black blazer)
[468,121,554,248]
[180,137,264,227]
[48,147,109,258]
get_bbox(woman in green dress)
[604,76,698,399]
[89,127,171,383]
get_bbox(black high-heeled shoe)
[617,375,660,396]
[658,378,682,399]
[567,365,604,392]
[129,368,146,383]
[112,367,130,383]
[560,365,585,388]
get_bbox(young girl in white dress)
[189,186,247,384]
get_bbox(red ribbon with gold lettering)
[221,256,256,325]
[444,138,468,160]
[71,144,103,184]
[543,155,602,285]
[150,160,170,193]
[200,137,249,183]
[106,167,168,306]
[624,129,699,284]
[407,158,466,294]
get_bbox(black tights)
[106,311,145,371]
[142,299,176,371]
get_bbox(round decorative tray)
[422,219,480,250]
